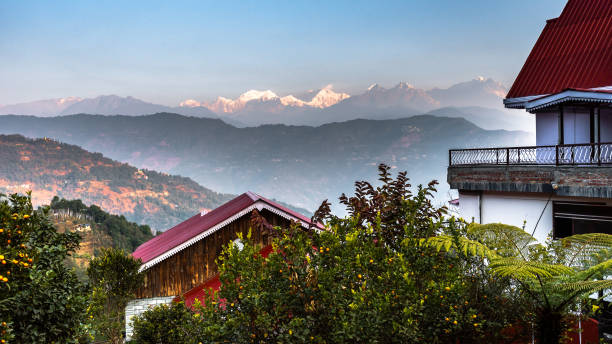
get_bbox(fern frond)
[467,223,540,257]
[490,257,573,280]
[420,235,496,259]
[562,233,612,248]
[560,279,612,295]
[574,259,612,281]
[561,233,612,267]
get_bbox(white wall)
[458,192,480,224]
[480,194,553,243]
[125,296,175,340]
[536,111,559,146]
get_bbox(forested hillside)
[49,197,155,279]
[50,197,153,252]
[0,134,234,230]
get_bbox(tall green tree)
[0,193,88,343]
[88,247,144,344]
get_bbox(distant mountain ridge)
[0,77,530,131]
[0,95,218,118]
[178,77,506,115]
[0,113,534,213]
[185,77,514,128]
[212,78,530,131]
[0,97,83,116]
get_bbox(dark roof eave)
[505,89,612,112]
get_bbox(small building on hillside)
[125,191,322,339]
[448,0,612,243]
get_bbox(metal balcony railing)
[449,142,612,166]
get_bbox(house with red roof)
[448,0,612,243]
[125,191,322,339]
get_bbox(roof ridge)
[132,191,323,269]
[245,191,261,201]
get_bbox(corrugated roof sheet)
[132,191,321,264]
[506,0,612,99]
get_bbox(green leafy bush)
[129,302,198,344]
[88,247,143,344]
[130,164,532,343]
[0,193,88,343]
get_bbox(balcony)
[447,142,612,199]
[449,142,612,167]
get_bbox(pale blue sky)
[0,0,566,105]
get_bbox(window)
[553,201,612,238]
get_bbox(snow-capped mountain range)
[0,77,531,131]
[179,84,351,114]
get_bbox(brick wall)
[125,296,175,340]
[448,166,612,198]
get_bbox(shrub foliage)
[131,165,535,343]
[88,247,143,344]
[0,193,88,343]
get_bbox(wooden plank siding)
[136,209,292,298]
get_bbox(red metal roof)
[506,0,612,99]
[132,191,322,265]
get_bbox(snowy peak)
[196,86,350,113]
[367,83,385,92]
[472,77,507,98]
[203,90,280,113]
[394,82,414,90]
[56,96,83,105]
[427,77,508,108]
[238,90,278,103]
[347,81,439,110]
[204,96,240,113]
[307,87,350,108]
[179,99,202,108]
[280,95,306,107]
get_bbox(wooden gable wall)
[136,209,292,298]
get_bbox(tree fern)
[572,258,612,281]
[467,223,541,258]
[560,279,612,294]
[559,233,612,267]
[489,257,573,279]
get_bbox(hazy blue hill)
[0,113,532,212]
[426,106,533,131]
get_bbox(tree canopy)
[0,193,88,343]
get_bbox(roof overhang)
[504,88,612,112]
[139,200,319,272]
[503,94,547,109]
